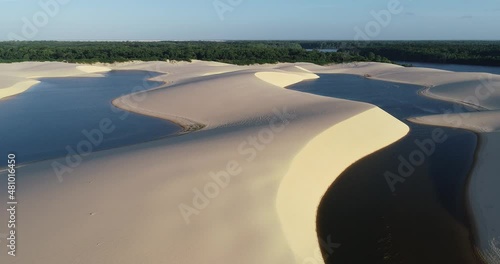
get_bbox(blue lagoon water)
[0,71,181,167]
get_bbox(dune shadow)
[316,126,479,264]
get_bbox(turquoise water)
[0,71,181,167]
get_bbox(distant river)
[397,61,500,75]
[305,48,339,53]
[290,75,480,264]
[0,71,181,167]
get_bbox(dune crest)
[277,107,409,261]
[76,65,112,74]
[255,71,319,88]
[0,61,410,264]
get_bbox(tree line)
[3,41,496,66]
[300,40,500,67]
[0,41,390,65]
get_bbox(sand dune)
[255,71,319,88]
[6,60,499,263]
[76,65,112,74]
[469,132,500,263]
[0,61,408,264]
[277,107,408,260]
[0,79,40,100]
[409,111,500,133]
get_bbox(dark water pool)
[290,74,480,264]
[0,71,181,168]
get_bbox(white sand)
[2,60,499,263]
[0,61,409,263]
[0,79,40,100]
[277,107,408,260]
[469,132,500,262]
[112,61,500,263]
[255,71,319,88]
[76,65,112,74]
[409,111,500,133]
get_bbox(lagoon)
[0,71,180,167]
[290,74,480,264]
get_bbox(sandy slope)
[2,60,499,263]
[410,111,500,133]
[276,107,408,260]
[104,61,500,263]
[0,78,40,100]
[0,61,408,264]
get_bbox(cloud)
[404,11,416,16]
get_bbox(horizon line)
[1,39,500,42]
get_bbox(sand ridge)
[0,61,409,264]
[2,60,499,263]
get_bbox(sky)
[1,0,500,41]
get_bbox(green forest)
[1,41,499,66]
[0,41,388,65]
[333,41,500,66]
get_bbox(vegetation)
[0,41,390,65]
[2,41,499,66]
[299,41,500,66]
